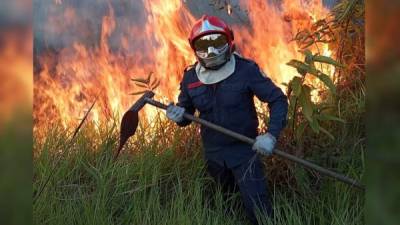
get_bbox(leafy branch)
[286,50,345,141]
[130,72,160,96]
[291,19,336,49]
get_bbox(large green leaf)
[290,76,303,97]
[288,95,297,114]
[295,121,307,142]
[303,49,314,64]
[313,55,344,67]
[317,72,336,94]
[286,59,309,76]
[309,118,320,133]
[307,62,319,75]
[298,85,314,122]
[304,64,336,95]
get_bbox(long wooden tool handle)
[145,98,365,190]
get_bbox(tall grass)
[33,95,364,225]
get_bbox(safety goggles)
[194,33,228,57]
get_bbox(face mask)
[194,33,230,69]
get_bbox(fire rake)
[116,91,364,191]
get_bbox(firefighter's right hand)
[166,103,185,123]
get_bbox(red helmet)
[189,15,234,51]
[188,15,235,69]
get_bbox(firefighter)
[166,15,288,225]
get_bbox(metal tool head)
[129,91,155,112]
[115,91,155,159]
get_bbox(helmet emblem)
[199,19,224,33]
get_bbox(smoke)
[34,0,148,54]
[33,0,336,61]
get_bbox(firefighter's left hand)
[252,133,276,156]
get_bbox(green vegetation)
[33,91,365,225]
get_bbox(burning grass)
[33,82,365,224]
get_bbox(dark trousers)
[206,157,273,225]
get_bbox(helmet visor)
[194,33,228,52]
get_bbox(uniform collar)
[195,54,236,84]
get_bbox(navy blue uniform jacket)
[176,55,288,167]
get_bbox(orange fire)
[34,0,333,135]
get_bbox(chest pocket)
[218,83,248,110]
[188,85,212,113]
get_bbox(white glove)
[252,133,276,156]
[166,103,185,123]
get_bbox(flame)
[234,0,330,86]
[34,0,334,135]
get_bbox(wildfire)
[34,0,334,135]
